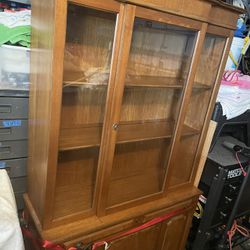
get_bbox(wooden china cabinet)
[24,0,242,249]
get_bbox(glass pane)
[107,18,196,207]
[54,4,116,219]
[169,34,226,187]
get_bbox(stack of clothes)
[0,9,31,47]
[217,70,250,119]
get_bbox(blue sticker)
[2,120,22,127]
[0,161,6,169]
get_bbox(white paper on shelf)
[0,170,24,250]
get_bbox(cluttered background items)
[215,0,250,121]
[0,0,30,92]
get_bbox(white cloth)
[217,84,250,119]
[0,170,24,250]
[0,10,31,28]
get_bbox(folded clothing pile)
[217,71,250,119]
[0,10,31,47]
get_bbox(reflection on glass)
[63,6,116,85]
[126,19,195,83]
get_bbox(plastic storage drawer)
[0,45,30,91]
[0,140,28,160]
[0,158,27,177]
[0,97,28,119]
[0,119,28,141]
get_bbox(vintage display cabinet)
[24,0,242,249]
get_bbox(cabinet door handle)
[112,123,119,131]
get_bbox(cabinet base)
[23,186,200,249]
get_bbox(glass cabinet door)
[168,34,226,188]
[53,4,117,219]
[106,18,197,207]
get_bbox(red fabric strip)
[235,151,247,176]
[22,226,66,250]
[43,240,66,250]
[22,227,41,250]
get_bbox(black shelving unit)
[188,136,250,250]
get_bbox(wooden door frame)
[166,26,234,192]
[95,4,136,216]
[189,29,234,186]
[95,4,209,215]
[69,0,120,12]
[47,0,123,228]
[162,23,208,192]
[42,0,68,229]
[135,5,202,30]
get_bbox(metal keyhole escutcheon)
[112,123,119,131]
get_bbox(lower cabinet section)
[94,213,190,250]
[159,213,191,250]
[64,202,195,250]
[23,194,198,250]
[98,224,161,250]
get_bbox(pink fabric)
[222,70,250,89]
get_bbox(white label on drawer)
[2,120,22,127]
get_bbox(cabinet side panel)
[28,0,56,221]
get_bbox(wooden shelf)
[125,75,184,88]
[59,120,199,151]
[117,119,174,143]
[63,76,211,90]
[63,81,107,88]
[182,124,200,137]
[59,125,103,151]
[63,75,184,89]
